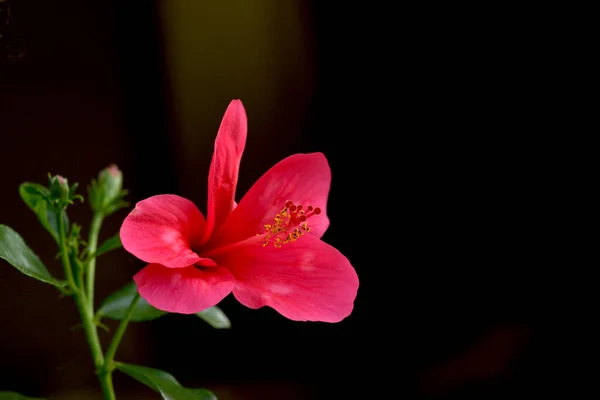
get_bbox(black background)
[1,1,556,399]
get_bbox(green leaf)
[19,183,55,240]
[95,233,122,257]
[97,281,167,322]
[115,362,217,400]
[0,225,66,287]
[19,182,68,243]
[0,391,46,399]
[195,306,231,329]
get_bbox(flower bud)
[49,175,70,205]
[98,164,123,208]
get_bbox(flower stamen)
[261,200,321,248]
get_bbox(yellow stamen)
[261,200,321,248]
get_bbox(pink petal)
[218,235,359,322]
[203,99,248,243]
[120,194,206,268]
[208,153,331,250]
[134,263,235,314]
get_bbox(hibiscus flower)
[120,100,359,322]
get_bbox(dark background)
[1,1,554,399]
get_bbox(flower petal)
[209,153,331,249]
[120,194,206,268]
[134,263,234,314]
[219,235,358,322]
[203,99,248,243]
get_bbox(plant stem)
[74,293,115,400]
[86,212,104,311]
[59,211,116,400]
[105,292,140,366]
[58,213,77,290]
[72,252,85,294]
[97,370,116,400]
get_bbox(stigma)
[261,200,321,248]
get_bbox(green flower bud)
[49,175,70,205]
[98,164,123,208]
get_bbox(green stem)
[98,373,116,400]
[58,212,115,400]
[58,213,77,290]
[71,252,85,294]
[86,212,104,310]
[104,292,140,367]
[74,294,115,400]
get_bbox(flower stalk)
[58,209,114,399]
[86,211,104,311]
[50,166,134,399]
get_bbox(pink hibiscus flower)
[120,100,359,322]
